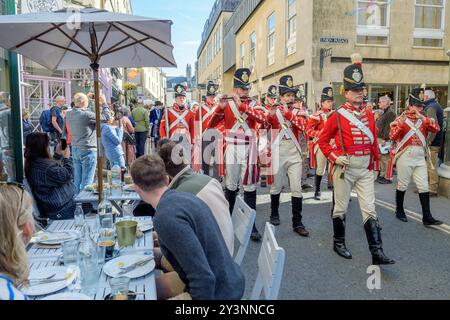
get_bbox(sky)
[131,0,216,77]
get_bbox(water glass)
[122,204,134,219]
[62,239,79,266]
[109,277,130,300]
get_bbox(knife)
[117,257,153,275]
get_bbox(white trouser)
[316,147,328,177]
[332,155,377,223]
[225,143,256,192]
[396,146,429,193]
[270,139,303,198]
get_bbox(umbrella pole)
[91,62,104,204]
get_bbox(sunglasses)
[0,182,25,225]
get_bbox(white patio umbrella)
[0,7,176,201]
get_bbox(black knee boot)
[270,194,280,226]
[244,191,261,242]
[419,192,443,226]
[332,217,352,259]
[395,190,407,222]
[364,218,395,265]
[292,197,309,237]
[225,188,237,215]
[314,175,323,200]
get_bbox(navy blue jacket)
[154,189,245,300]
[425,99,444,147]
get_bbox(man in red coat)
[388,87,442,226]
[318,54,395,265]
[194,81,224,178]
[266,76,309,237]
[159,83,195,158]
[208,68,267,241]
[306,87,334,200]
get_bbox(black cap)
[174,84,186,97]
[279,75,298,96]
[321,87,334,102]
[343,53,365,91]
[206,81,217,96]
[234,68,252,89]
[409,88,425,107]
[267,85,278,98]
[155,101,163,106]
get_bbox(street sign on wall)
[320,37,349,44]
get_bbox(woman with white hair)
[0,183,36,300]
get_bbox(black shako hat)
[343,53,365,91]
[409,87,425,107]
[174,84,187,97]
[279,75,298,96]
[206,81,217,96]
[267,85,278,98]
[234,68,252,89]
[321,87,334,102]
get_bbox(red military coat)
[306,109,331,169]
[267,106,306,144]
[385,111,440,180]
[159,104,195,143]
[318,103,380,171]
[208,99,267,138]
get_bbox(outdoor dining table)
[75,190,142,215]
[26,217,157,300]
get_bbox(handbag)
[123,131,136,145]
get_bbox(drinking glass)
[122,203,134,219]
[109,277,130,300]
[62,239,79,266]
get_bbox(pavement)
[238,174,450,300]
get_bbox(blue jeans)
[108,155,126,168]
[135,131,148,158]
[72,148,97,194]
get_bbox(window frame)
[413,0,446,49]
[355,0,391,47]
[286,0,297,55]
[267,12,275,66]
[249,32,256,67]
[240,41,246,68]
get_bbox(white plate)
[138,221,153,232]
[123,185,135,192]
[36,231,80,245]
[103,254,155,279]
[41,292,92,300]
[23,266,78,296]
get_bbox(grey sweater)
[66,107,106,150]
[154,189,245,300]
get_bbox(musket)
[335,107,347,179]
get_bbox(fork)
[117,257,153,275]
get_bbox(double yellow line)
[375,198,450,235]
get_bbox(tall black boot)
[225,188,237,215]
[364,218,395,265]
[292,197,309,237]
[332,217,352,259]
[395,190,407,222]
[244,191,261,242]
[270,194,280,226]
[314,175,323,200]
[419,192,443,226]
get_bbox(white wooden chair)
[232,195,256,266]
[250,222,286,300]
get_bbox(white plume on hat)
[351,53,363,65]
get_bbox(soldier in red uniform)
[306,87,334,200]
[194,81,224,178]
[387,88,442,226]
[266,76,309,237]
[318,54,395,265]
[208,68,267,241]
[159,83,195,146]
[259,85,278,188]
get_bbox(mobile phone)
[61,139,67,151]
